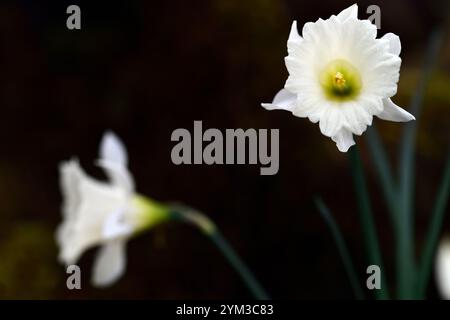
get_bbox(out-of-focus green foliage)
[0,223,60,299]
[378,68,450,158]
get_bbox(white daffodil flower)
[56,132,169,287]
[436,238,450,300]
[262,4,415,152]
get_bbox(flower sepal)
[131,195,172,235]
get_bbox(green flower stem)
[348,146,389,299]
[365,126,399,229]
[170,205,270,300]
[397,28,444,299]
[209,231,269,300]
[416,153,450,297]
[314,197,364,299]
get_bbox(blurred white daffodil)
[56,132,169,287]
[436,238,450,300]
[262,4,415,152]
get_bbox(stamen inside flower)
[320,59,362,102]
[334,72,346,87]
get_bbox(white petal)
[336,4,358,22]
[100,131,128,167]
[381,33,401,56]
[436,239,450,300]
[103,208,133,240]
[57,159,90,264]
[354,32,400,98]
[59,159,83,219]
[287,21,302,53]
[96,159,135,194]
[292,92,325,122]
[332,128,355,152]
[92,239,127,287]
[377,98,415,122]
[98,132,134,192]
[57,168,129,265]
[341,102,372,136]
[358,95,384,116]
[57,133,135,269]
[319,107,343,137]
[301,19,335,48]
[261,89,296,112]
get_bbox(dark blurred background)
[0,0,448,299]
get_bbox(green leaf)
[314,197,364,299]
[365,126,399,228]
[170,204,270,300]
[397,29,444,298]
[416,152,450,297]
[348,146,389,299]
